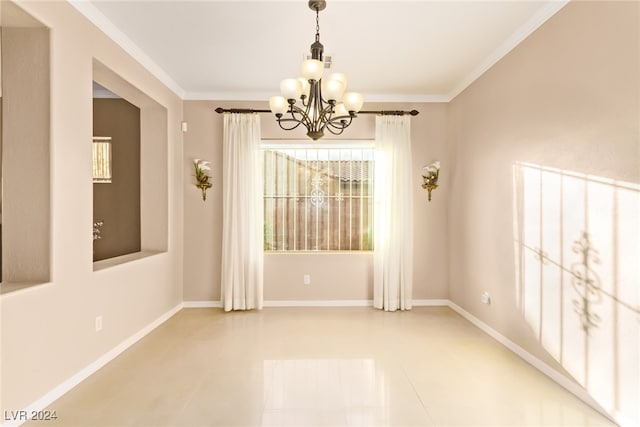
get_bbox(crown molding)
[184,91,275,102]
[68,0,186,99]
[362,93,450,103]
[184,91,450,103]
[447,0,569,101]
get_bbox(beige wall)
[183,101,449,302]
[0,0,183,413]
[447,0,638,372]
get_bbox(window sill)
[0,281,52,297]
[93,250,165,272]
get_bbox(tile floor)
[30,307,615,426]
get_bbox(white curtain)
[373,115,414,311]
[221,113,263,311]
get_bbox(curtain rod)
[214,107,419,116]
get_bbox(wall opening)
[92,60,168,270]
[0,1,50,289]
[92,82,141,261]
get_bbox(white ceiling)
[73,0,568,102]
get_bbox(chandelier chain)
[315,8,320,42]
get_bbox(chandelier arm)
[325,115,353,131]
[285,103,304,122]
[325,125,346,136]
[305,82,324,133]
[316,103,339,133]
[290,102,316,132]
[303,96,319,131]
[285,103,314,131]
[275,118,305,132]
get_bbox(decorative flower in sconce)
[193,159,212,201]
[421,161,440,202]
[93,221,104,241]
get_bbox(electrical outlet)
[481,292,491,305]
[303,274,311,285]
[95,316,103,332]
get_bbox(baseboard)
[1,302,184,427]
[446,301,616,424]
[412,299,449,306]
[185,299,373,308]
[183,299,450,308]
[264,299,373,307]
[183,300,222,308]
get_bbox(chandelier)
[267,0,364,140]
[214,1,419,139]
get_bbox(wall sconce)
[193,158,212,201]
[421,161,440,202]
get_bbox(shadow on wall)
[512,162,639,426]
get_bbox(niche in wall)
[92,60,168,269]
[1,1,50,286]
[93,83,141,261]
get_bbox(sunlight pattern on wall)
[513,162,639,426]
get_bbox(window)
[92,136,112,183]
[263,145,374,251]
